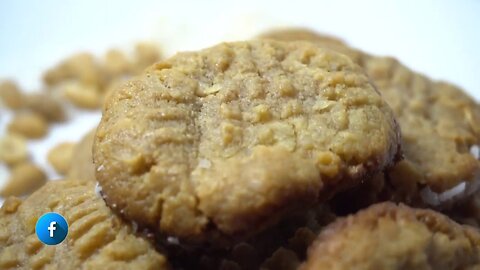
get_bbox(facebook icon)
[35,212,68,245]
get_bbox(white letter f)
[48,221,56,238]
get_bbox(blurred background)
[0,0,479,197]
[1,0,479,98]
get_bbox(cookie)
[0,180,169,269]
[47,142,75,175]
[258,29,364,64]
[94,40,401,242]
[7,112,49,139]
[0,162,46,197]
[0,80,25,110]
[0,134,29,167]
[261,28,480,205]
[25,93,66,123]
[301,202,480,270]
[62,81,102,109]
[67,129,96,182]
[133,42,162,73]
[43,52,104,87]
[104,49,132,78]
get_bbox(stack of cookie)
[1,28,479,270]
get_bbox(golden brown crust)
[0,180,169,270]
[260,28,480,194]
[94,40,400,242]
[302,202,480,270]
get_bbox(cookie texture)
[94,40,400,242]
[0,180,169,270]
[261,28,480,200]
[301,202,480,270]
[67,129,96,182]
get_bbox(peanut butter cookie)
[0,180,169,270]
[0,80,25,110]
[301,202,480,270]
[261,28,480,205]
[94,40,400,242]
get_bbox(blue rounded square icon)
[35,212,68,245]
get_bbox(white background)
[0,0,479,196]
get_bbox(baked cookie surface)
[94,40,400,242]
[0,180,169,270]
[301,202,480,270]
[261,28,480,203]
[67,129,97,182]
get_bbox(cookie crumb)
[1,196,22,213]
